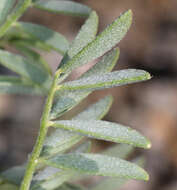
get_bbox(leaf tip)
[139,70,152,82]
[146,141,152,149]
[124,9,133,25]
[146,72,152,80]
[88,10,99,24]
[138,166,149,181]
[140,137,151,149]
[107,94,114,103]
[144,172,150,181]
[104,95,114,108]
[114,47,120,58]
[127,9,133,16]
[90,10,98,17]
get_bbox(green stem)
[0,0,32,38]
[20,71,61,190]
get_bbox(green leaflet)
[41,129,83,157]
[9,38,52,52]
[91,157,145,190]
[0,0,33,38]
[50,90,89,120]
[50,48,119,119]
[79,50,119,79]
[68,11,98,58]
[14,42,52,75]
[51,120,151,149]
[34,0,91,17]
[0,165,26,186]
[0,50,52,89]
[42,153,149,181]
[33,142,91,190]
[57,10,98,83]
[0,76,45,95]
[61,69,151,91]
[58,10,132,74]
[42,96,113,157]
[14,22,69,54]
[0,0,15,25]
[91,144,134,190]
[75,144,133,190]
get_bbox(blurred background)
[1,0,177,189]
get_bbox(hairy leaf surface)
[91,157,145,190]
[42,96,113,156]
[58,10,132,74]
[61,69,151,91]
[43,153,149,181]
[34,142,90,190]
[68,11,98,58]
[51,120,151,149]
[50,49,119,119]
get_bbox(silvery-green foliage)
[0,0,15,25]
[0,1,151,190]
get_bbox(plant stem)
[0,0,32,38]
[20,70,61,190]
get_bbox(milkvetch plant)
[0,1,151,190]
